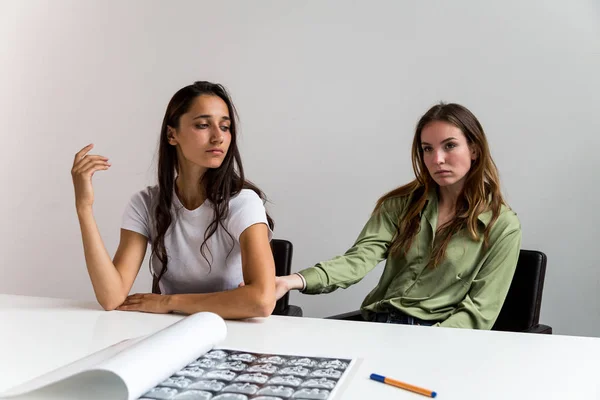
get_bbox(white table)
[0,294,599,399]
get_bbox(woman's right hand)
[71,144,111,212]
[275,274,304,300]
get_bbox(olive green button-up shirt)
[299,193,521,329]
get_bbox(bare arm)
[79,219,147,310]
[118,223,276,319]
[72,144,147,310]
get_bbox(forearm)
[298,208,397,294]
[299,248,383,294]
[77,208,125,309]
[167,284,276,319]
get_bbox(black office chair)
[151,239,303,317]
[327,249,552,334]
[492,249,551,333]
[271,239,303,317]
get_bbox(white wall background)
[1,0,598,337]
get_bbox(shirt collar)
[422,188,493,227]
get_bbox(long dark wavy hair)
[375,103,505,267]
[151,81,274,293]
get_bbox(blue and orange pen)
[370,373,437,398]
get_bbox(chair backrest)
[271,239,293,314]
[492,249,547,332]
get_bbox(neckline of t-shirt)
[171,187,249,215]
[172,188,209,215]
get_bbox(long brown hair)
[375,103,505,267]
[151,81,274,293]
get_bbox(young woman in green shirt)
[276,103,521,329]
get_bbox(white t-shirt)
[121,186,273,295]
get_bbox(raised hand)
[71,144,111,212]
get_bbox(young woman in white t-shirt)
[71,81,276,319]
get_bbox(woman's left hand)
[116,293,171,314]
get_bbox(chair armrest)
[326,310,364,321]
[524,324,553,334]
[286,305,303,317]
[274,305,303,317]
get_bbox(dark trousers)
[369,309,437,326]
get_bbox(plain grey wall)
[1,0,598,336]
